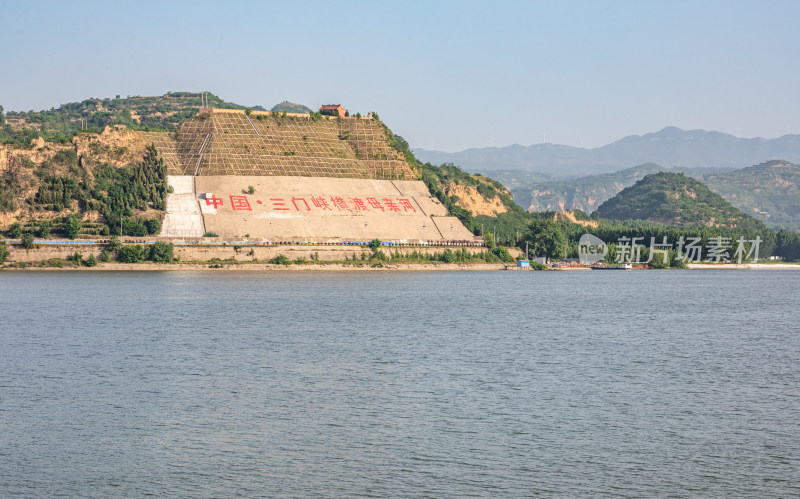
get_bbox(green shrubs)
[122,217,147,237]
[64,214,82,239]
[491,246,514,263]
[20,233,35,249]
[85,254,98,267]
[484,232,496,250]
[36,220,52,238]
[118,244,146,263]
[0,240,9,264]
[117,217,160,237]
[9,223,22,238]
[268,254,292,265]
[149,242,174,262]
[117,242,174,263]
[145,218,161,235]
[107,235,121,252]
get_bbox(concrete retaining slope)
[162,175,478,243]
[160,176,205,238]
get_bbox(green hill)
[594,172,766,230]
[703,161,800,230]
[0,92,250,146]
[270,101,312,114]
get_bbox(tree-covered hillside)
[421,163,532,244]
[270,101,313,114]
[0,92,248,146]
[500,161,800,230]
[703,161,800,230]
[1,144,167,239]
[594,172,766,230]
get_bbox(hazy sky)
[2,0,798,151]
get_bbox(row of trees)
[6,214,82,240]
[365,237,513,264]
[91,144,168,229]
[775,230,800,261]
[519,217,800,262]
[118,242,174,263]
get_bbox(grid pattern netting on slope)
[154,112,416,179]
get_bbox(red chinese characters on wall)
[311,196,332,211]
[382,198,401,212]
[270,198,290,211]
[398,198,416,212]
[292,197,311,211]
[229,195,252,211]
[205,195,224,209]
[206,194,419,214]
[330,196,351,211]
[350,198,368,211]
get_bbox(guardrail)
[5,238,486,248]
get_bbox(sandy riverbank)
[687,263,800,269]
[5,261,799,272]
[1,262,509,272]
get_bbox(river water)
[1,270,799,497]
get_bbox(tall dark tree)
[523,219,567,260]
[64,214,82,239]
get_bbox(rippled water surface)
[1,270,799,497]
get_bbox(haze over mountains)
[413,127,800,177]
[502,161,800,231]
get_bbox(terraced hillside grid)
[142,109,415,179]
[138,131,182,171]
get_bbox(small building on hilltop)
[319,104,348,118]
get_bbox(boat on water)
[591,262,633,270]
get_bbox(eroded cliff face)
[72,126,155,168]
[0,126,154,175]
[552,210,599,227]
[515,181,637,214]
[444,183,508,217]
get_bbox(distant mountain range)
[413,127,800,177]
[703,161,800,230]
[502,161,800,231]
[505,163,691,215]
